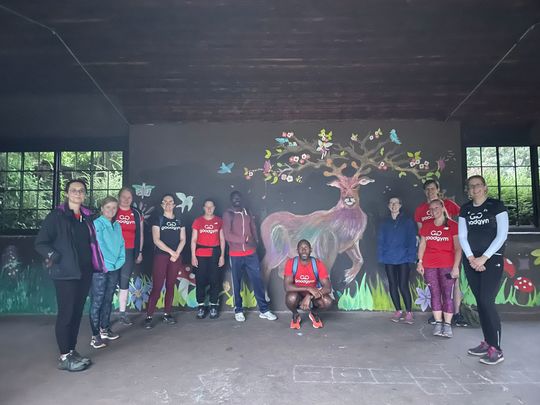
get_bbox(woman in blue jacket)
[90,196,125,349]
[378,197,417,324]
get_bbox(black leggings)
[53,269,92,354]
[195,256,221,305]
[384,263,412,312]
[464,254,503,350]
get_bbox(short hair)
[64,178,87,193]
[388,196,402,205]
[297,239,312,249]
[100,196,118,208]
[230,190,242,200]
[423,179,440,190]
[161,193,176,203]
[467,175,486,186]
[203,198,216,207]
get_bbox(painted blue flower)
[129,276,151,311]
[415,286,431,312]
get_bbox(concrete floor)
[1,311,539,405]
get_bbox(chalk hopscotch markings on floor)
[293,364,540,395]
[176,367,242,404]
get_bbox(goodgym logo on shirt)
[468,212,490,226]
[117,214,135,225]
[162,221,180,231]
[421,209,433,222]
[425,229,449,242]
[296,274,313,284]
[199,223,219,234]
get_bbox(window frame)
[0,142,127,236]
[463,144,540,230]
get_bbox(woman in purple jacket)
[377,197,417,324]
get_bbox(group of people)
[378,176,508,365]
[35,174,507,372]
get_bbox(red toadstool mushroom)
[513,277,534,293]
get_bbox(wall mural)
[1,125,539,314]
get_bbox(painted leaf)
[407,152,414,158]
[276,148,283,153]
[425,171,434,177]
[264,174,273,181]
[399,171,406,178]
[434,170,441,178]
[379,147,384,156]
[271,176,278,184]
[340,150,347,156]
[414,151,421,159]
[264,149,272,159]
[276,162,283,167]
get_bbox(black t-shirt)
[152,215,184,255]
[459,198,507,256]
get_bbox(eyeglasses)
[162,201,175,205]
[68,188,86,195]
[468,183,484,190]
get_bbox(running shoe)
[479,346,504,365]
[468,341,490,356]
[309,312,324,329]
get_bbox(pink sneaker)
[404,312,414,324]
[390,311,403,323]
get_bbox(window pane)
[37,191,53,210]
[481,147,497,166]
[487,187,499,199]
[92,190,109,208]
[514,147,530,166]
[18,210,37,229]
[92,171,108,190]
[40,152,55,169]
[7,153,22,170]
[23,172,40,190]
[7,172,21,189]
[516,166,532,186]
[109,151,123,170]
[0,152,6,170]
[482,167,498,186]
[76,152,92,170]
[22,191,37,209]
[37,171,54,190]
[517,187,534,226]
[466,147,481,167]
[23,152,40,171]
[467,167,482,178]
[61,152,76,170]
[108,171,123,189]
[1,210,18,229]
[37,210,50,221]
[4,191,20,209]
[499,167,516,186]
[498,147,515,166]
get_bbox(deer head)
[323,159,374,208]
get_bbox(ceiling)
[1,0,539,126]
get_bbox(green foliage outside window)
[0,151,123,232]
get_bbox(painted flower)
[132,201,155,222]
[437,158,446,171]
[263,160,272,175]
[351,133,358,141]
[301,153,309,160]
[415,286,431,312]
[409,161,416,167]
[286,175,294,182]
[419,164,425,169]
[128,276,151,311]
[292,156,300,163]
[369,135,374,141]
[286,132,294,138]
[296,176,303,183]
[375,128,383,138]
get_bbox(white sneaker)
[235,312,246,322]
[259,311,278,321]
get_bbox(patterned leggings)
[424,267,454,313]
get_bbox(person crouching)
[284,240,333,329]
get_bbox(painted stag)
[261,160,373,289]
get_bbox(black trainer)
[209,306,219,319]
[162,313,177,325]
[144,317,153,329]
[58,353,87,372]
[119,313,133,326]
[427,315,436,325]
[452,312,469,327]
[70,350,91,366]
[196,306,208,319]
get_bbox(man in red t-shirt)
[284,239,333,329]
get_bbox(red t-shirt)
[419,219,458,268]
[117,208,136,249]
[284,257,329,288]
[192,216,223,257]
[415,199,460,224]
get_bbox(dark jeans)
[89,271,120,336]
[53,269,92,354]
[119,248,135,290]
[229,253,269,313]
[464,254,503,349]
[384,263,412,312]
[195,256,221,305]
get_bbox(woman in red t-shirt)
[116,187,144,325]
[417,199,461,338]
[191,199,225,319]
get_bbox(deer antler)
[322,159,347,177]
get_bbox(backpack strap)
[292,256,321,288]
